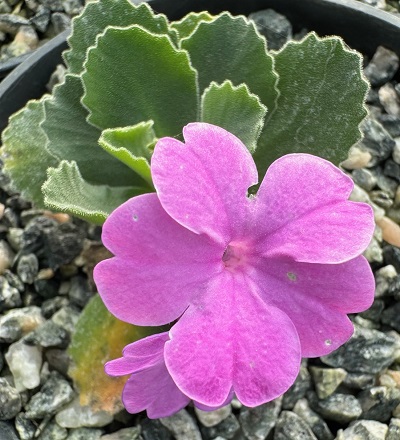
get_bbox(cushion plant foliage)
[0,0,371,418]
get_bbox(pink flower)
[94,122,375,415]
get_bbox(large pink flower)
[94,122,375,413]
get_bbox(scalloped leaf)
[43,161,147,225]
[254,32,369,174]
[68,294,159,413]
[42,74,144,187]
[64,0,178,75]
[181,12,278,112]
[171,11,214,41]
[82,25,198,137]
[1,100,58,207]
[99,122,156,187]
[201,80,267,153]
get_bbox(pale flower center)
[222,243,247,270]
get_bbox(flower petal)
[165,271,301,407]
[122,362,190,419]
[151,122,258,245]
[249,256,374,357]
[252,154,374,263]
[94,194,222,326]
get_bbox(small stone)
[387,418,400,440]
[341,147,372,170]
[160,409,201,440]
[375,265,397,297]
[25,372,74,419]
[69,275,92,308]
[358,386,400,421]
[195,404,231,428]
[7,227,23,252]
[249,9,292,50]
[384,159,400,182]
[354,315,379,330]
[30,6,51,33]
[17,254,39,284]
[0,1,11,13]
[50,12,71,34]
[199,413,240,440]
[37,0,64,11]
[0,421,19,440]
[379,83,400,117]
[0,240,15,275]
[282,364,312,409]
[13,25,38,50]
[364,46,399,87]
[24,320,70,349]
[51,305,80,334]
[310,367,347,400]
[274,411,317,440]
[363,237,383,263]
[370,190,393,209]
[308,392,362,424]
[36,420,68,440]
[376,217,400,247]
[383,245,400,272]
[15,412,36,440]
[293,399,333,440]
[359,299,385,322]
[44,348,70,375]
[321,324,400,374]
[0,14,30,35]
[141,419,172,440]
[0,306,45,343]
[352,168,377,191]
[336,420,388,440]
[239,397,281,440]
[382,302,400,330]
[5,340,42,391]
[378,114,400,138]
[0,378,21,420]
[359,118,395,161]
[393,138,400,164]
[34,278,59,299]
[4,270,25,293]
[41,296,69,318]
[0,276,22,312]
[100,427,141,439]
[2,208,19,228]
[56,397,113,428]
[68,427,103,440]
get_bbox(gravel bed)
[1,5,400,440]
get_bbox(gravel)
[0,3,400,440]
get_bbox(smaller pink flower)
[95,122,375,414]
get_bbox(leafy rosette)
[94,123,375,417]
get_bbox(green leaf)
[99,122,156,187]
[43,161,148,225]
[201,80,267,153]
[68,294,159,414]
[254,32,369,175]
[82,25,198,137]
[171,11,214,41]
[181,12,278,112]
[1,100,58,207]
[42,74,144,187]
[64,0,178,75]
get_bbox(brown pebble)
[341,147,372,170]
[376,216,400,247]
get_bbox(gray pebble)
[387,418,400,440]
[274,411,317,440]
[36,420,68,439]
[17,254,39,284]
[336,420,388,440]
[370,190,393,209]
[375,265,397,297]
[4,270,25,293]
[24,320,70,349]
[363,237,383,264]
[100,427,141,439]
[382,302,400,330]
[141,419,171,440]
[0,421,19,440]
[282,364,312,409]
[0,14,30,35]
[358,386,400,421]
[351,168,377,191]
[200,413,240,440]
[308,392,362,424]
[41,296,69,318]
[293,399,333,440]
[359,118,395,161]
[239,397,281,440]
[30,6,51,33]
[37,0,64,12]
[195,404,231,428]
[160,410,201,440]
[359,299,385,322]
[69,275,92,308]
[310,367,347,400]
[51,305,80,334]
[0,240,15,275]
[364,46,400,87]
[384,158,400,182]
[0,276,22,312]
[0,1,12,13]
[321,324,400,374]
[34,278,59,299]
[383,245,400,272]
[7,228,24,252]
[44,348,70,375]
[249,9,292,50]
[0,378,21,420]
[25,372,75,419]
[15,412,36,440]
[377,114,400,138]
[68,427,103,440]
[50,12,71,34]
[2,207,19,228]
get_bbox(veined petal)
[249,256,374,357]
[252,154,374,263]
[151,122,258,245]
[165,271,301,407]
[94,194,222,326]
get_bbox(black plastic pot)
[0,0,399,134]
